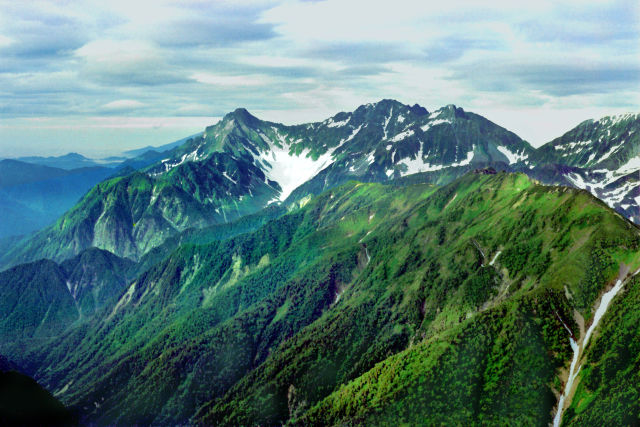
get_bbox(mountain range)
[1,100,638,270]
[1,99,640,425]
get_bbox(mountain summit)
[1,100,535,267]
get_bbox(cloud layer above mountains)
[0,0,638,156]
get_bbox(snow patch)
[553,336,580,427]
[254,126,366,200]
[428,109,444,119]
[222,171,237,185]
[553,140,592,151]
[598,141,624,163]
[496,146,528,164]
[617,155,640,175]
[366,152,376,165]
[390,129,414,142]
[326,117,350,128]
[421,118,451,132]
[338,124,364,146]
[383,107,393,139]
[399,145,475,176]
[566,173,588,189]
[152,144,206,175]
[603,112,639,126]
[554,278,625,427]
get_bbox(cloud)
[517,0,640,45]
[450,59,640,97]
[304,42,417,64]
[151,13,276,47]
[102,99,145,111]
[424,37,506,64]
[75,40,190,86]
[0,0,638,155]
[190,72,272,86]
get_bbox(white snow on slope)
[617,155,640,175]
[496,146,528,164]
[326,117,350,128]
[390,129,414,142]
[428,109,444,120]
[566,173,588,189]
[383,107,393,139]
[255,127,365,200]
[222,171,237,184]
[366,151,375,165]
[597,141,624,163]
[338,124,364,146]
[602,112,639,126]
[600,181,637,205]
[399,145,475,176]
[421,118,451,132]
[585,278,624,352]
[553,336,581,427]
[152,144,206,175]
[554,140,592,151]
[256,143,333,200]
[554,277,626,427]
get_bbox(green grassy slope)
[0,248,134,361]
[24,171,640,425]
[196,173,640,426]
[0,154,279,269]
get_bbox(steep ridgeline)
[0,248,133,359]
[2,157,278,266]
[167,100,531,200]
[523,113,640,223]
[25,172,640,425]
[0,100,533,267]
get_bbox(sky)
[0,0,638,158]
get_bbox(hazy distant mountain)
[15,152,122,170]
[0,159,70,187]
[122,132,204,158]
[0,160,115,238]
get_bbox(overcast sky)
[0,0,638,157]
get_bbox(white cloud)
[0,0,638,155]
[102,99,145,110]
[190,72,271,86]
[0,34,13,47]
